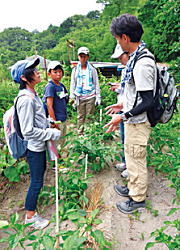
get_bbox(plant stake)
[48,140,60,249]
[85,154,88,179]
[100,109,102,122]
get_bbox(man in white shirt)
[104,14,156,214]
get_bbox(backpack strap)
[14,94,35,139]
[132,53,156,108]
[14,96,24,139]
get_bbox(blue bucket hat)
[11,58,40,83]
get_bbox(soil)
[0,163,179,250]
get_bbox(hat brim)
[78,52,89,55]
[25,58,40,69]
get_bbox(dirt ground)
[0,163,179,250]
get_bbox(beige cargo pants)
[77,97,95,134]
[124,121,151,202]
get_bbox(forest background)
[0,0,179,80]
[0,0,179,249]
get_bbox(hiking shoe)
[115,163,126,172]
[114,185,129,197]
[25,213,50,230]
[121,169,129,178]
[116,198,146,214]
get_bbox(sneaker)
[25,213,50,230]
[115,163,126,172]
[114,185,129,197]
[121,169,129,178]
[116,198,146,214]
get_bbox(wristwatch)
[120,113,128,121]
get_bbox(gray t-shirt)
[123,50,157,124]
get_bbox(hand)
[69,98,75,105]
[110,84,120,92]
[105,103,123,115]
[103,114,122,133]
[95,97,101,106]
[51,123,60,130]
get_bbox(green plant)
[145,219,180,250]
[147,111,180,204]
[66,122,120,172]
[0,213,37,249]
[63,208,112,249]
[145,200,159,217]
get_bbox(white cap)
[78,46,90,55]
[111,44,124,59]
[47,61,62,72]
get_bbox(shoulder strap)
[133,53,156,108]
[14,96,25,139]
[14,94,35,139]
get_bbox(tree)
[0,27,33,65]
[86,10,101,20]
[139,0,179,61]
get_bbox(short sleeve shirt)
[123,50,157,124]
[43,80,68,122]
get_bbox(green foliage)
[66,121,119,172]
[0,28,33,65]
[139,0,179,62]
[0,213,38,249]
[0,81,18,127]
[145,219,180,250]
[147,111,180,204]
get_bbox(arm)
[125,90,154,118]
[18,98,60,141]
[125,57,156,118]
[47,97,56,121]
[46,97,59,129]
[104,91,153,133]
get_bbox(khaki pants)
[124,122,151,202]
[77,97,95,134]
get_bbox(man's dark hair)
[19,67,36,90]
[110,13,144,42]
[49,65,64,76]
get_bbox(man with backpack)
[104,14,156,214]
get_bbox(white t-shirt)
[123,50,157,124]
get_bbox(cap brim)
[47,62,62,72]
[78,52,89,55]
[25,58,40,69]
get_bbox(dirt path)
[0,165,178,249]
[92,166,178,250]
